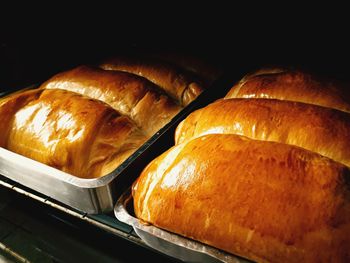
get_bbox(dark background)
[2,17,350,93]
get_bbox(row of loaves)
[0,54,219,178]
[133,68,350,263]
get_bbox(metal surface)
[0,147,116,214]
[0,180,181,263]
[0,175,140,245]
[115,189,251,263]
[0,72,240,215]
[0,84,181,214]
[0,104,197,214]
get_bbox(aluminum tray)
[115,188,252,263]
[0,72,241,214]
[0,147,117,214]
[0,174,146,248]
[0,113,183,214]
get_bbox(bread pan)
[0,71,241,214]
[114,188,251,263]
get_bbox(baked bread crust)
[100,56,204,106]
[1,89,147,178]
[175,98,350,167]
[41,65,181,136]
[225,69,350,113]
[134,134,350,263]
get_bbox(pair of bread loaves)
[0,56,208,178]
[133,68,350,262]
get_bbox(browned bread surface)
[0,89,147,178]
[133,134,350,263]
[175,98,350,167]
[145,52,222,85]
[41,65,181,136]
[100,56,204,106]
[0,89,43,147]
[225,69,350,113]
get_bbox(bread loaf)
[225,68,350,113]
[1,54,210,179]
[145,52,222,85]
[100,56,204,106]
[175,98,350,167]
[0,89,42,147]
[133,67,350,262]
[133,134,350,263]
[41,65,181,136]
[0,89,147,178]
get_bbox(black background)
[2,14,350,92]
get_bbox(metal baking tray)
[114,188,252,263]
[0,72,242,214]
[0,174,144,247]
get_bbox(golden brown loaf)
[0,89,147,178]
[0,89,42,147]
[100,56,204,106]
[0,55,209,178]
[133,134,350,263]
[133,68,350,262]
[175,98,350,167]
[145,52,222,85]
[41,65,181,136]
[225,68,350,113]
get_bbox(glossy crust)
[100,56,204,106]
[225,69,350,113]
[146,52,222,85]
[133,134,350,263]
[41,66,181,136]
[175,98,350,167]
[1,89,147,178]
[0,89,43,147]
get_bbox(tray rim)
[0,82,195,189]
[0,147,117,188]
[0,176,145,245]
[114,187,251,263]
[0,70,240,213]
[0,81,212,189]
